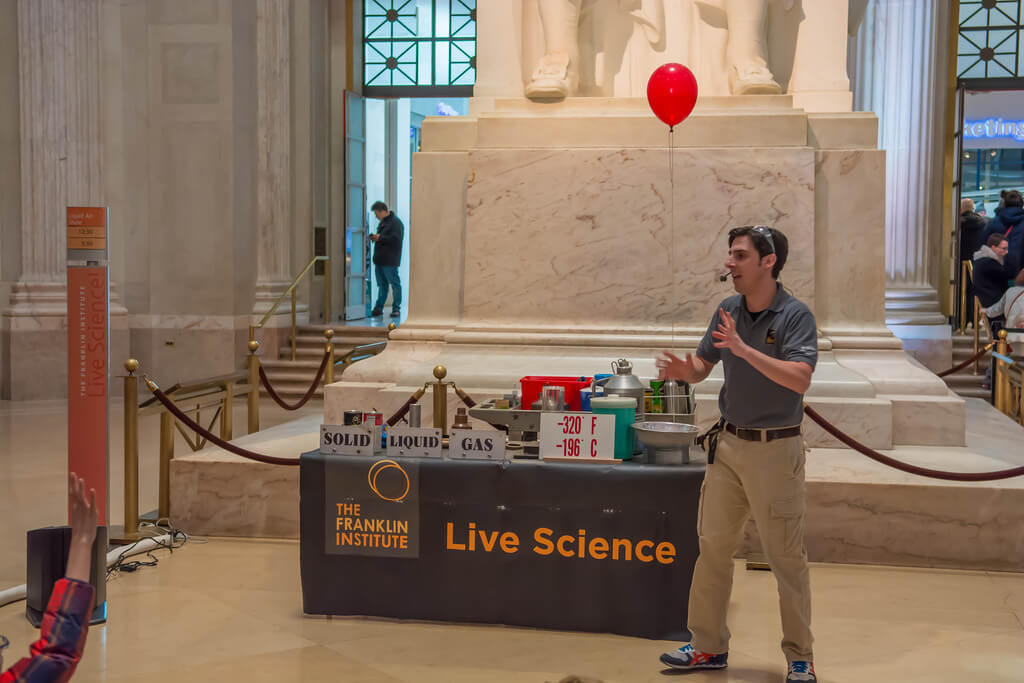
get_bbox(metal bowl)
[631,421,699,464]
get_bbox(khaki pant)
[687,430,813,662]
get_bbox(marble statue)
[525,0,790,99]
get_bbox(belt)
[724,421,801,443]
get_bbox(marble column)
[848,0,951,368]
[3,0,119,399]
[252,0,297,323]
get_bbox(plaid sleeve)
[0,578,95,683]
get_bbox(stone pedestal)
[326,97,965,449]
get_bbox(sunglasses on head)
[751,226,776,255]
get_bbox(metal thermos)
[663,379,684,415]
[408,403,422,428]
[602,359,646,421]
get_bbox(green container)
[649,379,665,414]
[590,395,638,460]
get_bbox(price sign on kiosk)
[539,413,615,461]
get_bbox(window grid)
[958,1,1024,79]
[363,0,476,95]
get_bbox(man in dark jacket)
[974,233,1011,311]
[983,189,1024,277]
[369,201,405,318]
[960,198,987,324]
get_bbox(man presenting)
[369,201,404,319]
[656,226,818,683]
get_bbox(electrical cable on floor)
[106,521,189,578]
[0,523,193,608]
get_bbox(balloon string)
[669,127,675,350]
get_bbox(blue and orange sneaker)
[787,661,816,682]
[659,643,728,670]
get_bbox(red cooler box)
[519,376,592,411]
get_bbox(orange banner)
[67,267,108,525]
[67,207,107,250]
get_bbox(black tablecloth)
[300,452,703,639]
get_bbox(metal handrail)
[336,341,387,368]
[249,255,330,361]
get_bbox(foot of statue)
[525,53,577,99]
[728,63,782,96]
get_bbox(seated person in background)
[0,473,98,683]
[984,269,1024,346]
[973,233,1012,333]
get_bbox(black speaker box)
[25,526,107,626]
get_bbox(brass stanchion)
[111,359,142,543]
[324,257,331,323]
[1018,369,1024,427]
[432,365,449,435]
[221,380,234,440]
[324,329,335,385]
[158,406,174,521]
[959,260,969,334]
[291,289,298,361]
[248,339,260,434]
[973,299,982,375]
[995,329,1010,414]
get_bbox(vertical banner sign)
[67,207,109,525]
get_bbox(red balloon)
[646,63,698,131]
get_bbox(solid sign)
[67,265,108,525]
[324,457,419,557]
[320,424,380,456]
[387,427,443,458]
[67,207,107,250]
[539,412,616,462]
[448,429,506,460]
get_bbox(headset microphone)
[719,272,732,282]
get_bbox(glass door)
[344,90,370,320]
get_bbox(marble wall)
[462,147,815,331]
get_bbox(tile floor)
[1,398,1023,682]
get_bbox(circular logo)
[368,459,409,502]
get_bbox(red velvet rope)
[803,404,1024,482]
[936,342,994,378]
[150,387,299,466]
[258,348,331,410]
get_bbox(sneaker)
[370,308,383,317]
[787,661,816,682]
[389,309,401,318]
[659,643,728,670]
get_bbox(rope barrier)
[387,395,419,427]
[803,404,1024,482]
[148,383,299,466]
[453,384,477,408]
[936,342,995,378]
[259,348,331,410]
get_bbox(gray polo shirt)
[696,284,818,429]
